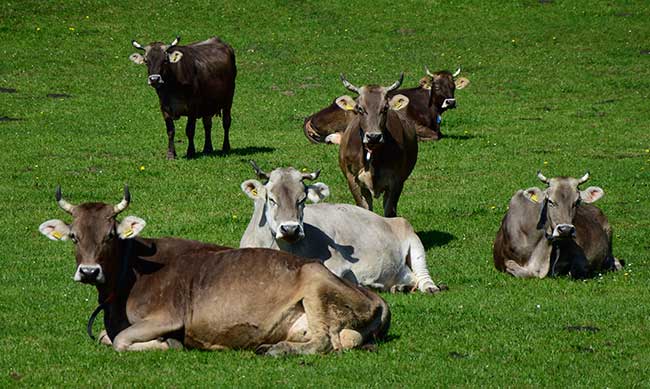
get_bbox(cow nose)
[556,224,576,237]
[442,98,456,109]
[364,133,384,144]
[280,224,300,237]
[79,266,100,280]
[148,74,162,85]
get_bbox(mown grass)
[1,0,650,386]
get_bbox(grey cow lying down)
[239,162,443,294]
[38,186,390,354]
[493,172,623,279]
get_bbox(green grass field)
[2,0,650,386]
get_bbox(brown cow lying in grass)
[38,186,390,355]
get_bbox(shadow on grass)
[185,146,276,160]
[442,134,479,141]
[417,230,455,250]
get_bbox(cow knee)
[339,329,363,350]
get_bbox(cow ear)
[39,219,71,241]
[388,94,409,111]
[523,187,545,203]
[580,186,604,203]
[335,95,356,111]
[307,183,330,203]
[129,53,145,65]
[117,216,146,239]
[455,77,470,89]
[241,180,266,200]
[168,50,183,64]
[418,76,432,90]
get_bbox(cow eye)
[70,233,78,244]
[548,199,557,207]
[355,105,365,114]
[268,198,277,207]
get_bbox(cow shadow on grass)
[417,230,455,250]
[442,134,479,141]
[186,146,276,159]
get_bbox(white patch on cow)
[324,133,341,145]
[388,94,409,111]
[307,183,330,203]
[441,98,456,109]
[580,186,604,203]
[38,219,71,241]
[117,216,146,239]
[168,50,183,63]
[129,53,145,65]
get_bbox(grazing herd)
[38,35,622,355]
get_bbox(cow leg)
[112,320,182,352]
[221,107,232,153]
[383,182,404,217]
[345,172,370,209]
[164,117,177,159]
[202,116,214,155]
[185,117,197,158]
[98,330,112,346]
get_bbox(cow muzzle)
[442,98,456,109]
[276,222,305,243]
[74,264,105,284]
[148,74,164,86]
[552,224,576,239]
[363,132,384,147]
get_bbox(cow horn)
[577,171,590,185]
[385,73,404,92]
[452,66,462,78]
[249,160,269,180]
[132,40,145,51]
[301,169,321,181]
[340,74,361,94]
[55,186,75,214]
[113,185,131,215]
[169,36,180,48]
[424,65,434,77]
[537,171,550,185]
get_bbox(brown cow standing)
[337,74,417,217]
[38,187,390,355]
[129,36,236,159]
[303,67,469,144]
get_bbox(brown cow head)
[241,161,329,243]
[39,186,146,285]
[420,66,470,112]
[522,172,604,240]
[335,74,409,153]
[129,36,184,87]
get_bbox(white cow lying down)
[239,162,443,294]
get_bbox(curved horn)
[385,72,404,92]
[537,170,550,185]
[577,171,590,185]
[55,186,75,214]
[132,40,145,51]
[169,36,180,48]
[113,185,131,215]
[340,74,360,94]
[424,65,434,77]
[452,66,461,78]
[301,169,321,181]
[249,160,269,180]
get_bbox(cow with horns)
[38,187,390,354]
[129,36,237,159]
[336,73,417,217]
[303,66,469,144]
[493,172,623,279]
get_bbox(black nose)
[365,133,384,144]
[280,224,300,237]
[79,266,100,280]
[148,74,161,84]
[557,225,576,236]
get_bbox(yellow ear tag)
[123,228,134,238]
[394,101,403,109]
[52,231,63,240]
[251,188,258,196]
[530,193,538,202]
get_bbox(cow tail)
[407,233,437,292]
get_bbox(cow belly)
[324,248,404,289]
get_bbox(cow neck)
[245,197,276,248]
[86,239,133,340]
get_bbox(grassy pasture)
[2,0,650,386]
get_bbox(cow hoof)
[390,284,410,294]
[325,133,341,145]
[166,338,183,350]
[166,152,176,160]
[255,344,272,355]
[98,330,112,346]
[221,144,231,154]
[203,147,214,155]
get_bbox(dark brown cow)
[129,36,236,159]
[337,74,417,217]
[39,187,390,354]
[493,172,623,279]
[303,67,469,144]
